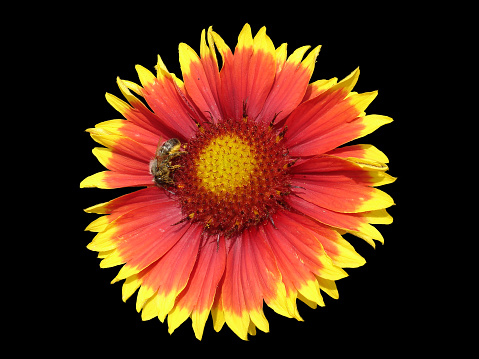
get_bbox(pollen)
[172,118,292,237]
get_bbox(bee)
[150,138,185,188]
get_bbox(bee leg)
[164,187,176,195]
[160,181,176,194]
[169,151,187,160]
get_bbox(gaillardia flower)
[81,24,395,340]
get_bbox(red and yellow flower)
[81,24,395,340]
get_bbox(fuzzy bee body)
[150,138,185,187]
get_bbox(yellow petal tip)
[135,64,156,88]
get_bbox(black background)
[43,2,432,356]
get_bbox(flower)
[81,24,395,340]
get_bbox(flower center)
[196,134,257,193]
[172,118,292,237]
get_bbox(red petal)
[103,200,188,275]
[290,156,378,213]
[96,187,167,216]
[257,46,320,124]
[89,132,153,163]
[290,213,366,268]
[139,74,198,139]
[102,171,154,188]
[93,148,148,175]
[139,223,203,306]
[173,236,226,315]
[244,28,276,120]
[326,144,372,160]
[222,226,285,333]
[264,211,324,296]
[114,121,160,149]
[215,26,253,121]
[291,179,377,213]
[110,80,183,141]
[286,89,378,157]
[286,194,367,233]
[289,116,370,156]
[179,40,223,122]
[213,26,277,122]
[301,78,338,103]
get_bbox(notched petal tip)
[84,215,110,232]
[135,64,157,88]
[83,201,109,214]
[301,45,322,72]
[332,67,360,94]
[237,23,253,48]
[178,42,201,77]
[287,45,311,66]
[80,172,105,188]
[105,92,131,114]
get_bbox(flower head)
[81,24,395,340]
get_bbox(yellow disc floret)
[196,135,257,194]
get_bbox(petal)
[292,154,395,187]
[168,236,226,340]
[244,27,276,120]
[274,43,288,74]
[80,171,110,189]
[138,224,203,322]
[179,30,223,122]
[84,186,165,216]
[91,119,159,150]
[106,80,180,140]
[326,144,389,163]
[85,189,185,273]
[257,45,321,124]
[122,274,142,302]
[266,211,347,306]
[228,23,254,120]
[210,24,253,122]
[83,188,166,233]
[210,275,226,333]
[293,114,393,156]
[221,226,289,340]
[302,77,338,103]
[210,32,235,120]
[286,195,385,246]
[84,215,110,233]
[290,212,366,269]
[115,77,180,138]
[104,201,189,283]
[135,65,198,139]
[316,277,339,299]
[80,170,153,189]
[291,156,394,213]
[92,147,148,175]
[210,25,276,122]
[86,127,153,162]
[200,27,223,121]
[285,69,376,155]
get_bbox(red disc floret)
[173,118,292,237]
